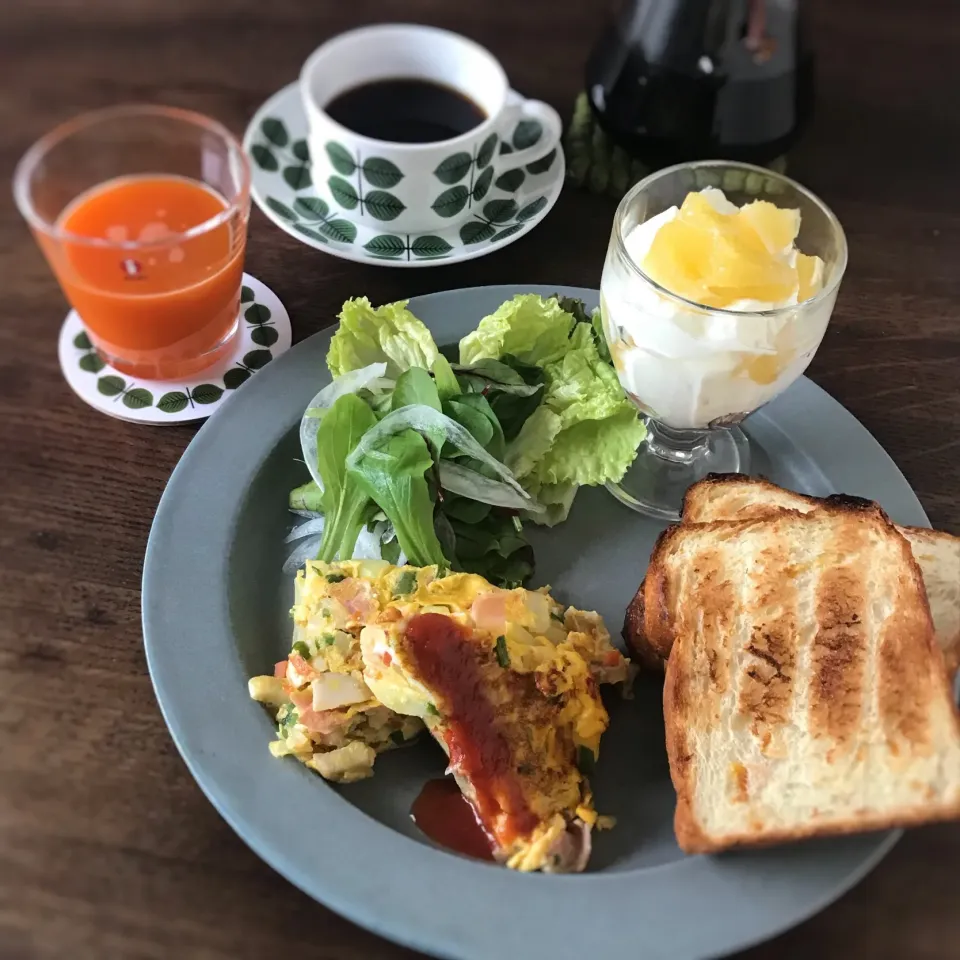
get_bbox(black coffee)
[325,78,486,144]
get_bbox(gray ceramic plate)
[143,285,930,960]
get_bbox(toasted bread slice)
[662,508,960,853]
[680,474,960,673]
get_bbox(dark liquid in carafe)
[325,78,487,144]
[585,0,814,166]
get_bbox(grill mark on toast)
[809,553,868,749]
[687,547,734,728]
[738,538,796,758]
[878,533,935,754]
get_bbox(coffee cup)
[300,24,562,233]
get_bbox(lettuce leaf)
[328,297,439,379]
[535,407,646,487]
[493,308,645,501]
[459,294,574,367]
[521,479,579,527]
[505,407,562,480]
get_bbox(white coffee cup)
[300,24,562,233]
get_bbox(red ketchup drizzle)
[411,778,495,861]
[403,613,537,847]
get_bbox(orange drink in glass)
[14,105,251,380]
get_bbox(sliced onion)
[283,535,322,574]
[438,461,543,512]
[299,363,389,489]
[285,517,326,543]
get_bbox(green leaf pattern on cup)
[326,142,356,175]
[250,113,555,260]
[328,176,360,210]
[73,283,281,414]
[512,120,542,150]
[430,133,498,213]
[431,186,469,218]
[364,190,406,222]
[362,157,404,188]
[476,133,498,169]
[472,166,494,202]
[321,141,406,220]
[433,152,472,184]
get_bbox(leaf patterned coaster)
[563,92,787,199]
[243,83,566,268]
[57,273,292,425]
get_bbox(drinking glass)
[14,105,251,380]
[599,160,847,520]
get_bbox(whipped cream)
[600,188,836,430]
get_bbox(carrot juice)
[48,174,247,380]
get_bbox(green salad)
[285,293,646,587]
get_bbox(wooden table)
[2,1,958,957]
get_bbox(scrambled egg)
[249,559,633,871]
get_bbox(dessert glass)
[599,160,847,520]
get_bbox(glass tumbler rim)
[611,159,849,319]
[12,103,251,251]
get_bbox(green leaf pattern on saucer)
[251,118,312,191]
[244,85,565,267]
[363,233,455,262]
[458,195,548,246]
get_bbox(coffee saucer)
[243,82,565,267]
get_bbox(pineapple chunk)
[641,189,824,309]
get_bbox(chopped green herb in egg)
[393,569,417,597]
[292,640,311,659]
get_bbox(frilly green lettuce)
[459,294,574,367]
[328,297,439,379]
[472,296,645,512]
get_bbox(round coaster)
[58,273,292,425]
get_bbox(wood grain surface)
[1,1,958,958]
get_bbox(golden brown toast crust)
[626,494,887,670]
[630,474,960,671]
[678,474,960,673]
[663,508,960,854]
